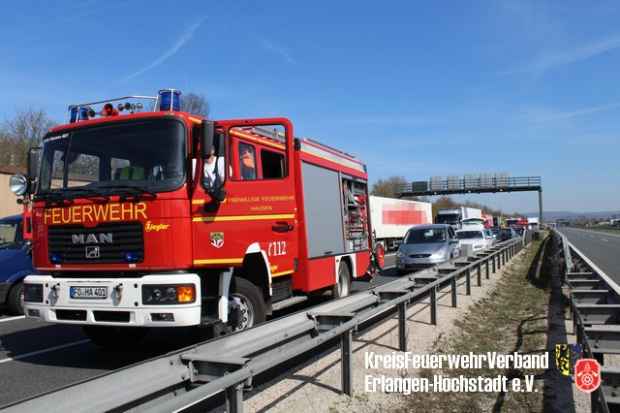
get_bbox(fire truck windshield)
[37,119,185,196]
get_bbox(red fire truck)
[13,90,383,347]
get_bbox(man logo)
[85,246,100,259]
[72,233,113,244]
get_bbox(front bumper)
[396,255,448,269]
[23,273,201,327]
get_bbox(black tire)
[229,277,266,331]
[332,261,352,299]
[82,326,148,350]
[7,282,24,315]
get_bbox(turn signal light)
[177,285,195,303]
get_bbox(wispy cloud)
[257,37,295,64]
[124,17,206,80]
[504,33,620,75]
[521,102,620,123]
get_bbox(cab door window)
[238,142,257,180]
[261,149,285,179]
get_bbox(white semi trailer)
[369,196,432,251]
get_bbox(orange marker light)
[177,285,195,303]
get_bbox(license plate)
[70,286,108,299]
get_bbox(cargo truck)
[11,89,384,348]
[435,206,482,230]
[368,196,432,251]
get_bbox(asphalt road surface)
[0,254,399,407]
[559,227,620,284]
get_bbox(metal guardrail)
[1,237,528,413]
[557,231,620,413]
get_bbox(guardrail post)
[430,287,437,325]
[492,255,496,273]
[451,277,457,307]
[476,264,482,287]
[341,330,353,396]
[465,269,471,295]
[498,253,502,269]
[225,384,244,413]
[398,302,407,352]
[485,259,490,279]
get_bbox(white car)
[484,229,496,246]
[456,229,488,252]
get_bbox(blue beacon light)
[158,89,182,112]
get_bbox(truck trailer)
[13,90,384,348]
[368,196,432,251]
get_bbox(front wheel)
[82,326,148,350]
[7,282,24,315]
[229,277,266,332]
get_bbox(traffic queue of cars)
[396,217,522,274]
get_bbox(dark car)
[498,228,518,242]
[0,215,35,315]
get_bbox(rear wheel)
[7,282,24,315]
[82,326,148,350]
[229,277,266,332]
[332,261,352,299]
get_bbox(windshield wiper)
[35,191,74,206]
[62,187,111,201]
[97,185,157,200]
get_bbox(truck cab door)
[191,119,298,281]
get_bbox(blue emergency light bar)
[66,90,182,123]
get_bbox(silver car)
[396,224,460,274]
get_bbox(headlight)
[9,174,28,196]
[432,250,447,258]
[142,284,196,305]
[23,283,43,303]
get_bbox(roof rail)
[68,95,157,111]
[304,138,357,159]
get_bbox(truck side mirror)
[27,147,41,193]
[200,121,215,158]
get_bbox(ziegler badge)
[210,232,224,248]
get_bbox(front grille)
[48,222,144,264]
[93,311,130,323]
[409,254,431,258]
[56,309,87,321]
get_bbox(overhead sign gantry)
[398,175,543,224]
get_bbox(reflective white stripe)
[0,316,25,323]
[0,339,90,364]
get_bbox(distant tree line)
[370,175,520,218]
[0,109,56,169]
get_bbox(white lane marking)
[0,315,25,323]
[602,238,609,242]
[569,227,620,239]
[567,240,620,296]
[0,339,90,364]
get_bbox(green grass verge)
[397,236,550,413]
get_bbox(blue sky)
[2,0,619,213]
